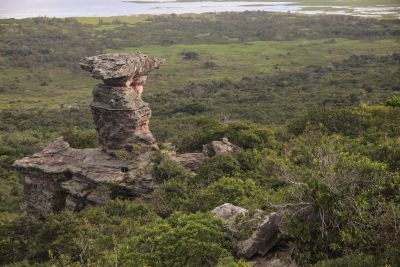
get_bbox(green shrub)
[119,212,231,267]
[312,254,377,267]
[61,127,99,149]
[160,179,192,212]
[196,155,241,185]
[174,116,225,152]
[0,213,39,265]
[225,121,276,149]
[189,177,264,211]
[385,95,400,107]
[153,154,189,182]
[287,135,399,264]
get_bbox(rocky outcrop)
[14,52,164,218]
[212,202,248,219]
[212,203,283,259]
[79,53,164,84]
[171,153,204,172]
[237,212,282,258]
[202,137,239,157]
[14,137,156,218]
[80,53,164,152]
[170,138,238,172]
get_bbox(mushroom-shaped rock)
[79,52,165,85]
[13,52,165,218]
[80,52,165,152]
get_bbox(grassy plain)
[1,37,398,109]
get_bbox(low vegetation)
[0,11,399,266]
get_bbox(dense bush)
[61,127,99,148]
[119,212,231,267]
[187,177,266,211]
[285,132,400,264]
[1,12,400,267]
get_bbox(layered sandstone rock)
[14,53,164,218]
[80,53,164,152]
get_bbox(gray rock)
[237,212,282,258]
[81,53,163,152]
[212,203,283,259]
[22,171,66,218]
[171,153,204,172]
[202,137,239,157]
[14,53,165,218]
[91,83,157,151]
[212,202,248,220]
[14,137,156,218]
[247,257,298,267]
[79,52,164,84]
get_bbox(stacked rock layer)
[14,52,164,218]
[80,53,164,151]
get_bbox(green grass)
[111,38,400,91]
[1,37,398,110]
[75,15,151,25]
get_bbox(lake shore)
[0,0,399,19]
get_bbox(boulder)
[212,202,248,220]
[202,137,239,157]
[237,212,282,258]
[171,153,204,172]
[212,203,283,259]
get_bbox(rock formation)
[202,137,239,157]
[212,203,283,259]
[80,53,164,152]
[14,52,164,218]
[169,138,238,173]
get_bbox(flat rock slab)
[79,52,165,82]
[14,137,156,217]
[15,137,127,183]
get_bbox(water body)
[0,0,399,19]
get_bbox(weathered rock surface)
[79,52,164,84]
[171,153,205,172]
[212,203,283,259]
[90,83,157,151]
[79,52,163,152]
[247,255,298,267]
[212,202,248,220]
[14,137,156,218]
[202,137,239,157]
[169,138,238,172]
[14,53,164,218]
[237,212,282,258]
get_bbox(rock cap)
[79,52,165,83]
